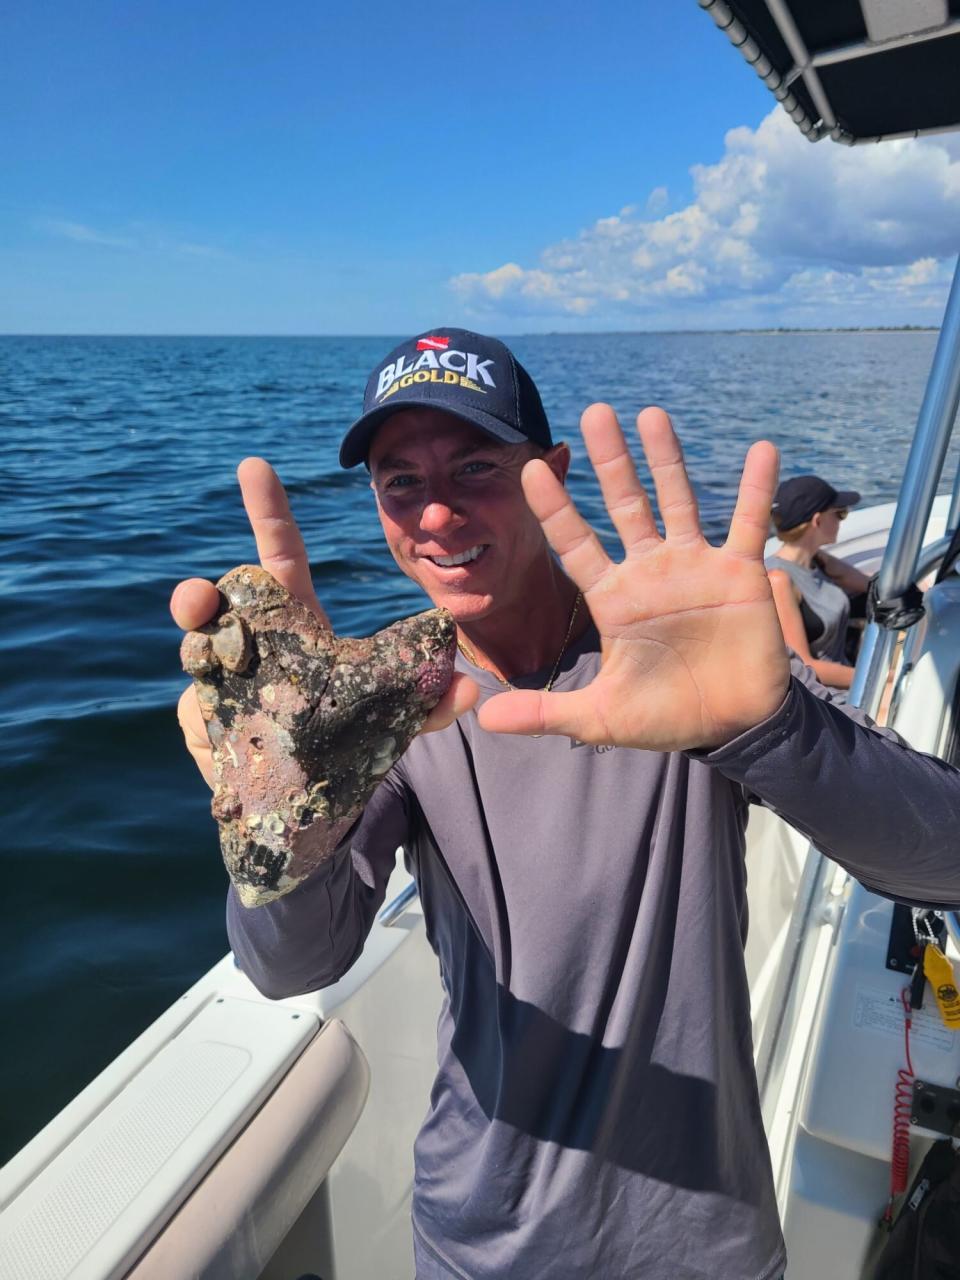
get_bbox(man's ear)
[544,442,571,486]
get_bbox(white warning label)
[853,985,954,1054]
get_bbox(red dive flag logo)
[417,335,450,352]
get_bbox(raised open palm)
[477,405,791,752]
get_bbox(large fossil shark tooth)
[181,565,456,906]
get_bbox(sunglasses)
[833,508,849,521]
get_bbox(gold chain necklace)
[456,590,583,695]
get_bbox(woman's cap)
[772,475,861,531]
[339,327,553,468]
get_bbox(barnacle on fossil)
[182,565,456,906]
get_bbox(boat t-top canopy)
[700,0,960,144]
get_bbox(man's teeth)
[430,545,485,567]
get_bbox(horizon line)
[0,325,941,339]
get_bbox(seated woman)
[766,475,871,692]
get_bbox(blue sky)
[2,0,957,334]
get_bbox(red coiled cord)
[882,987,915,1227]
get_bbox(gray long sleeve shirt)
[227,631,960,1280]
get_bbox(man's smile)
[423,544,489,569]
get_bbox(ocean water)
[1,331,955,1164]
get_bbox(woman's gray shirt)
[227,631,960,1280]
[766,553,850,662]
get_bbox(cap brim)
[339,402,529,468]
[833,490,860,508]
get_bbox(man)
[172,327,960,1280]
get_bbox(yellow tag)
[923,944,960,1029]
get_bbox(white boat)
[4,4,960,1277]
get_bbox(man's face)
[368,408,569,623]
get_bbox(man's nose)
[419,486,466,535]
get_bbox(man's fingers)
[422,673,479,734]
[725,441,779,559]
[476,687,603,742]
[177,685,215,789]
[170,578,221,631]
[579,403,660,554]
[521,459,611,594]
[635,407,703,543]
[237,457,330,625]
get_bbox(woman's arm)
[768,568,853,690]
[815,549,871,594]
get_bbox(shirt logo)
[569,738,616,753]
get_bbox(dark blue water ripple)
[1,331,955,1164]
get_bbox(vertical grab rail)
[850,254,960,717]
[947,445,960,536]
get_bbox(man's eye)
[384,475,419,490]
[461,461,494,476]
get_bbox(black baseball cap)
[339,327,553,468]
[771,475,860,532]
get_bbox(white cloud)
[40,218,138,250]
[899,257,939,287]
[38,216,226,259]
[645,187,668,217]
[451,107,960,327]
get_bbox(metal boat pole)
[948,445,960,534]
[849,624,896,718]
[850,254,960,714]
